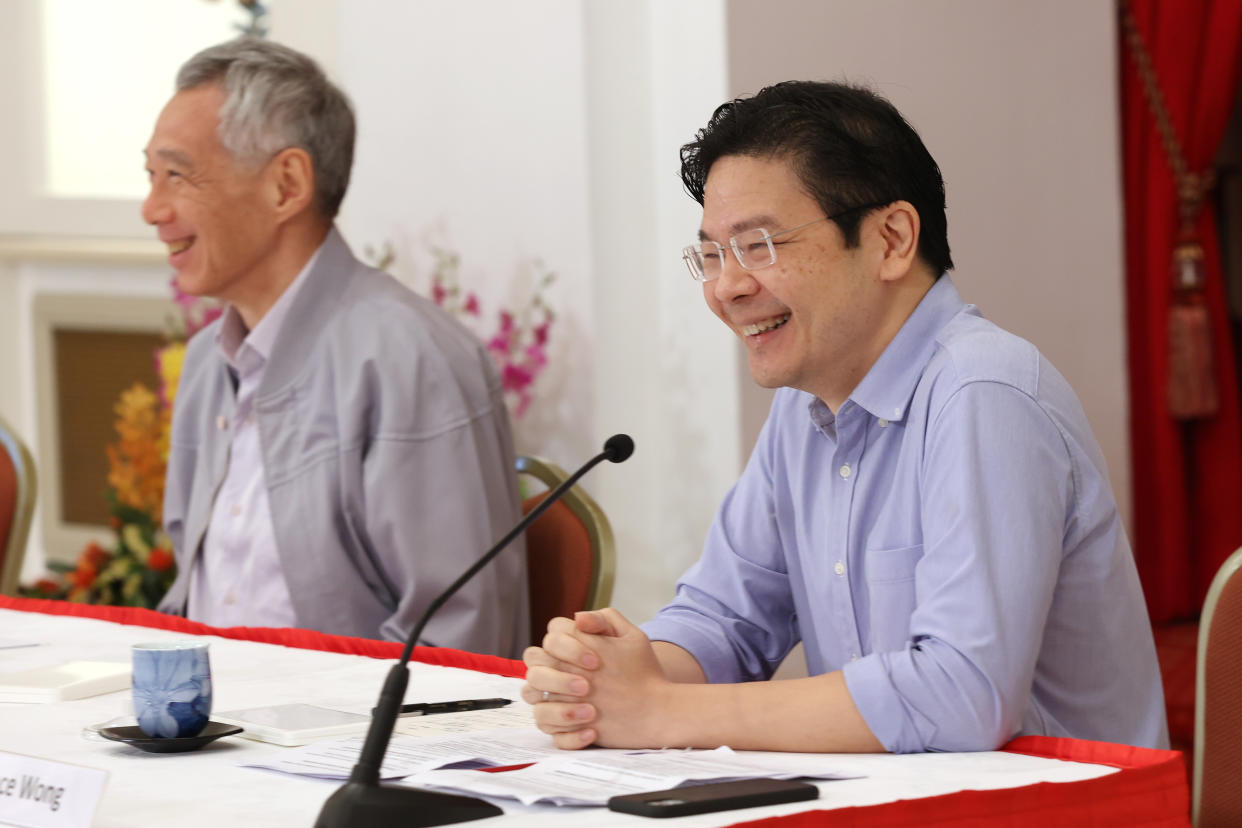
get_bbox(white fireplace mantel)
[0,234,175,582]
[0,234,164,266]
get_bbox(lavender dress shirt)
[186,247,319,628]
[642,276,1168,753]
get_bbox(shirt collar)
[841,274,968,424]
[215,241,326,374]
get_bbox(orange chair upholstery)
[517,455,614,646]
[1194,546,1242,827]
[0,415,37,596]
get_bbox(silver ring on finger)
[542,690,550,702]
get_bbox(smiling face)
[141,84,279,303]
[701,154,898,409]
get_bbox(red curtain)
[1122,0,1242,623]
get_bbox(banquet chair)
[517,455,615,647]
[0,415,38,596]
[1194,546,1242,827]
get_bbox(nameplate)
[0,751,108,828]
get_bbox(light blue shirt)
[643,276,1168,753]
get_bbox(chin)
[747,363,789,390]
[173,270,214,298]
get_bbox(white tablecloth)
[0,609,1117,827]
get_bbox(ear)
[265,147,317,223]
[872,200,920,283]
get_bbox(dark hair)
[680,80,953,275]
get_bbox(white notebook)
[0,661,131,703]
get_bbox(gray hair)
[176,38,355,218]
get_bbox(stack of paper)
[0,661,130,702]
[241,727,562,779]
[240,727,860,807]
[406,746,858,806]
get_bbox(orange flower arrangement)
[107,384,167,518]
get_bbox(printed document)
[403,746,859,806]
[241,727,562,780]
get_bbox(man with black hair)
[523,81,1167,753]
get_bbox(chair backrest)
[1194,546,1242,827]
[517,455,615,645]
[0,415,38,596]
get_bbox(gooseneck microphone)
[315,434,634,828]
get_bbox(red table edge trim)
[1,595,526,679]
[1002,733,1185,769]
[726,736,1190,827]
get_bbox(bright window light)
[41,0,242,200]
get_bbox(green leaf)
[101,557,134,581]
[123,524,151,562]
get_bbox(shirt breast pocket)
[864,543,923,652]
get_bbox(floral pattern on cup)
[132,642,212,738]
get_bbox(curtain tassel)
[1167,236,1218,420]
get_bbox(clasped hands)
[521,608,671,749]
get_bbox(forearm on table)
[648,669,885,753]
[652,641,707,683]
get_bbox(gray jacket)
[158,229,529,657]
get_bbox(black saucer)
[99,721,244,753]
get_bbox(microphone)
[315,435,635,827]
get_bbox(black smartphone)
[607,777,818,818]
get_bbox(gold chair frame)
[1193,545,1242,826]
[0,415,38,596]
[516,455,615,611]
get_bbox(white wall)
[727,0,1132,528]
[580,1,738,620]
[336,0,596,466]
[333,0,738,622]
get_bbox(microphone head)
[603,434,635,463]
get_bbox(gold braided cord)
[1119,0,1216,229]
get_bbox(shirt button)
[224,593,236,605]
[230,504,242,517]
[833,561,845,576]
[216,415,228,430]
[839,464,851,479]
[850,653,859,662]
[878,418,889,428]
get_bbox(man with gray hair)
[145,38,528,657]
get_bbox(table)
[0,596,1191,827]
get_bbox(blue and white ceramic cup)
[131,641,212,739]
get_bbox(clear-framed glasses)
[682,202,886,282]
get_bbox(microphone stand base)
[314,781,503,827]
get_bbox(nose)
[711,251,760,305]
[141,181,170,226]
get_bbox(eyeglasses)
[681,202,886,282]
